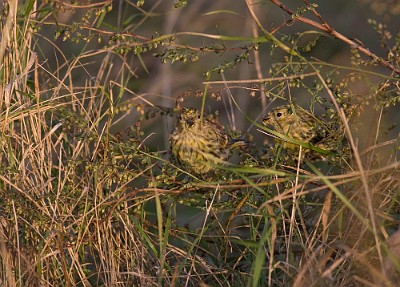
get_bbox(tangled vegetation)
[0,0,399,286]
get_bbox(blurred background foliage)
[35,0,400,150]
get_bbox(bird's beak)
[186,118,194,127]
[262,117,270,125]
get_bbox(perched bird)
[262,104,337,153]
[170,107,230,174]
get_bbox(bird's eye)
[276,112,282,117]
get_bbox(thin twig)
[269,0,400,74]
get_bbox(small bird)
[262,104,337,153]
[170,107,230,175]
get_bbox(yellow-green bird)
[170,107,230,174]
[262,104,336,152]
